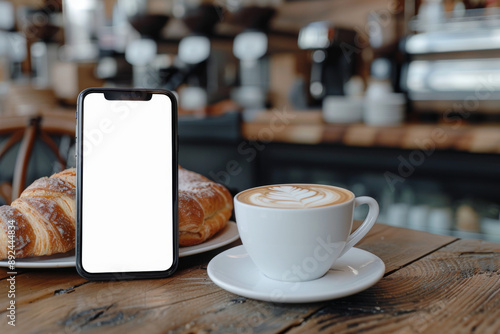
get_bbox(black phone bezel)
[75,88,179,280]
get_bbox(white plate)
[0,251,76,269]
[207,245,385,303]
[178,221,239,257]
[0,221,239,269]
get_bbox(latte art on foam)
[251,186,337,208]
[238,185,353,209]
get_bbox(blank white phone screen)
[81,93,173,273]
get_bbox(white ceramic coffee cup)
[234,184,379,282]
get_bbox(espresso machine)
[230,4,276,109]
[402,8,500,115]
[120,0,170,88]
[159,1,220,110]
[298,21,356,106]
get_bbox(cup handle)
[338,196,379,258]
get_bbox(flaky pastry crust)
[178,167,233,246]
[0,167,233,258]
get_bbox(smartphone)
[76,88,178,280]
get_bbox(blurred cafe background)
[1,0,500,241]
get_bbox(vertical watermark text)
[6,219,17,327]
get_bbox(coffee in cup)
[237,184,353,208]
[235,184,379,282]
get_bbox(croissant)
[0,167,233,259]
[178,166,233,246]
[0,169,76,259]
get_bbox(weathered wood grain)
[0,268,18,280]
[0,243,236,333]
[1,265,205,333]
[0,225,460,334]
[356,225,456,274]
[0,269,87,310]
[0,239,238,309]
[287,239,500,334]
[160,225,457,334]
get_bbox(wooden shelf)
[242,111,500,154]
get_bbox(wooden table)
[1,223,500,333]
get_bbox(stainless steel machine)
[402,8,500,114]
[231,4,276,109]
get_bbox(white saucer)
[207,245,385,303]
